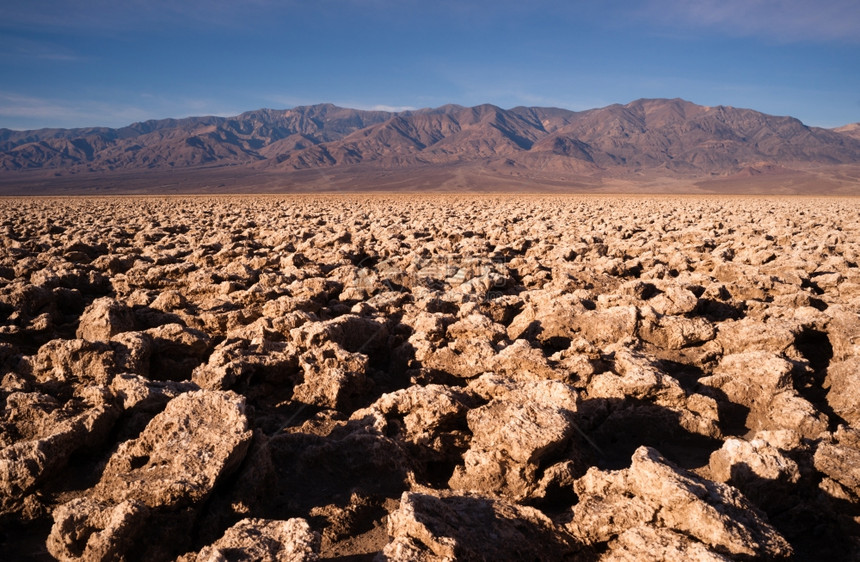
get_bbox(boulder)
[814,425,860,501]
[195,518,320,562]
[47,390,252,561]
[76,297,135,342]
[449,379,577,499]
[568,446,792,559]
[380,491,585,561]
[709,436,801,509]
[603,525,732,561]
[293,342,370,409]
[0,392,117,516]
[824,357,860,426]
[700,351,827,438]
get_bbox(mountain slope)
[1,99,858,186]
[834,123,860,141]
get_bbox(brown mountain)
[1,99,859,193]
[834,123,860,141]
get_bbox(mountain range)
[2,98,859,194]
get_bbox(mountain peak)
[1,99,858,192]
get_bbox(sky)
[1,0,858,130]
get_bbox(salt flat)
[1,194,859,560]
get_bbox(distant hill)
[2,99,859,194]
[834,123,860,141]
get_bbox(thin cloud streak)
[364,104,418,113]
[0,92,240,130]
[642,0,860,42]
[0,37,84,62]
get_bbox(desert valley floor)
[1,194,860,561]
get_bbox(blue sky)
[1,0,858,130]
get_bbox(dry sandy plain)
[1,194,859,561]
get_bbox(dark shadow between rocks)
[656,359,706,393]
[691,383,752,437]
[0,517,54,561]
[792,328,842,431]
[577,397,724,471]
[402,492,595,561]
[695,297,746,321]
[715,434,860,562]
[801,277,825,295]
[132,306,185,330]
[266,416,412,518]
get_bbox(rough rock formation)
[380,490,586,561]
[0,195,858,560]
[46,390,252,560]
[568,446,793,559]
[193,517,320,562]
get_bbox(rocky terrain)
[2,100,859,195]
[1,194,859,560]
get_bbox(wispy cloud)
[0,92,240,130]
[258,95,417,113]
[0,37,84,62]
[0,92,150,129]
[365,104,417,113]
[0,0,290,31]
[641,0,860,42]
[5,0,858,42]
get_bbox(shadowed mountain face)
[1,99,859,191]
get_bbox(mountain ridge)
[2,98,859,193]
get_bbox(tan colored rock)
[355,384,472,455]
[466,373,580,411]
[150,289,187,312]
[488,338,569,382]
[715,317,798,356]
[3,195,860,559]
[195,518,320,562]
[47,499,149,562]
[640,309,716,349]
[826,308,860,361]
[415,336,497,379]
[109,373,198,411]
[449,379,576,499]
[145,323,210,381]
[29,338,119,386]
[380,491,585,561]
[765,391,828,440]
[824,357,860,426]
[0,393,117,515]
[588,349,720,438]
[95,389,251,506]
[191,338,298,391]
[705,351,794,395]
[445,313,506,343]
[649,285,700,316]
[814,425,860,501]
[588,348,686,406]
[108,331,152,376]
[603,525,732,561]
[76,297,135,341]
[708,436,800,510]
[568,446,792,559]
[710,437,800,484]
[290,314,388,355]
[571,305,639,345]
[506,290,587,343]
[466,400,573,465]
[700,351,827,438]
[47,390,252,560]
[293,341,369,409]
